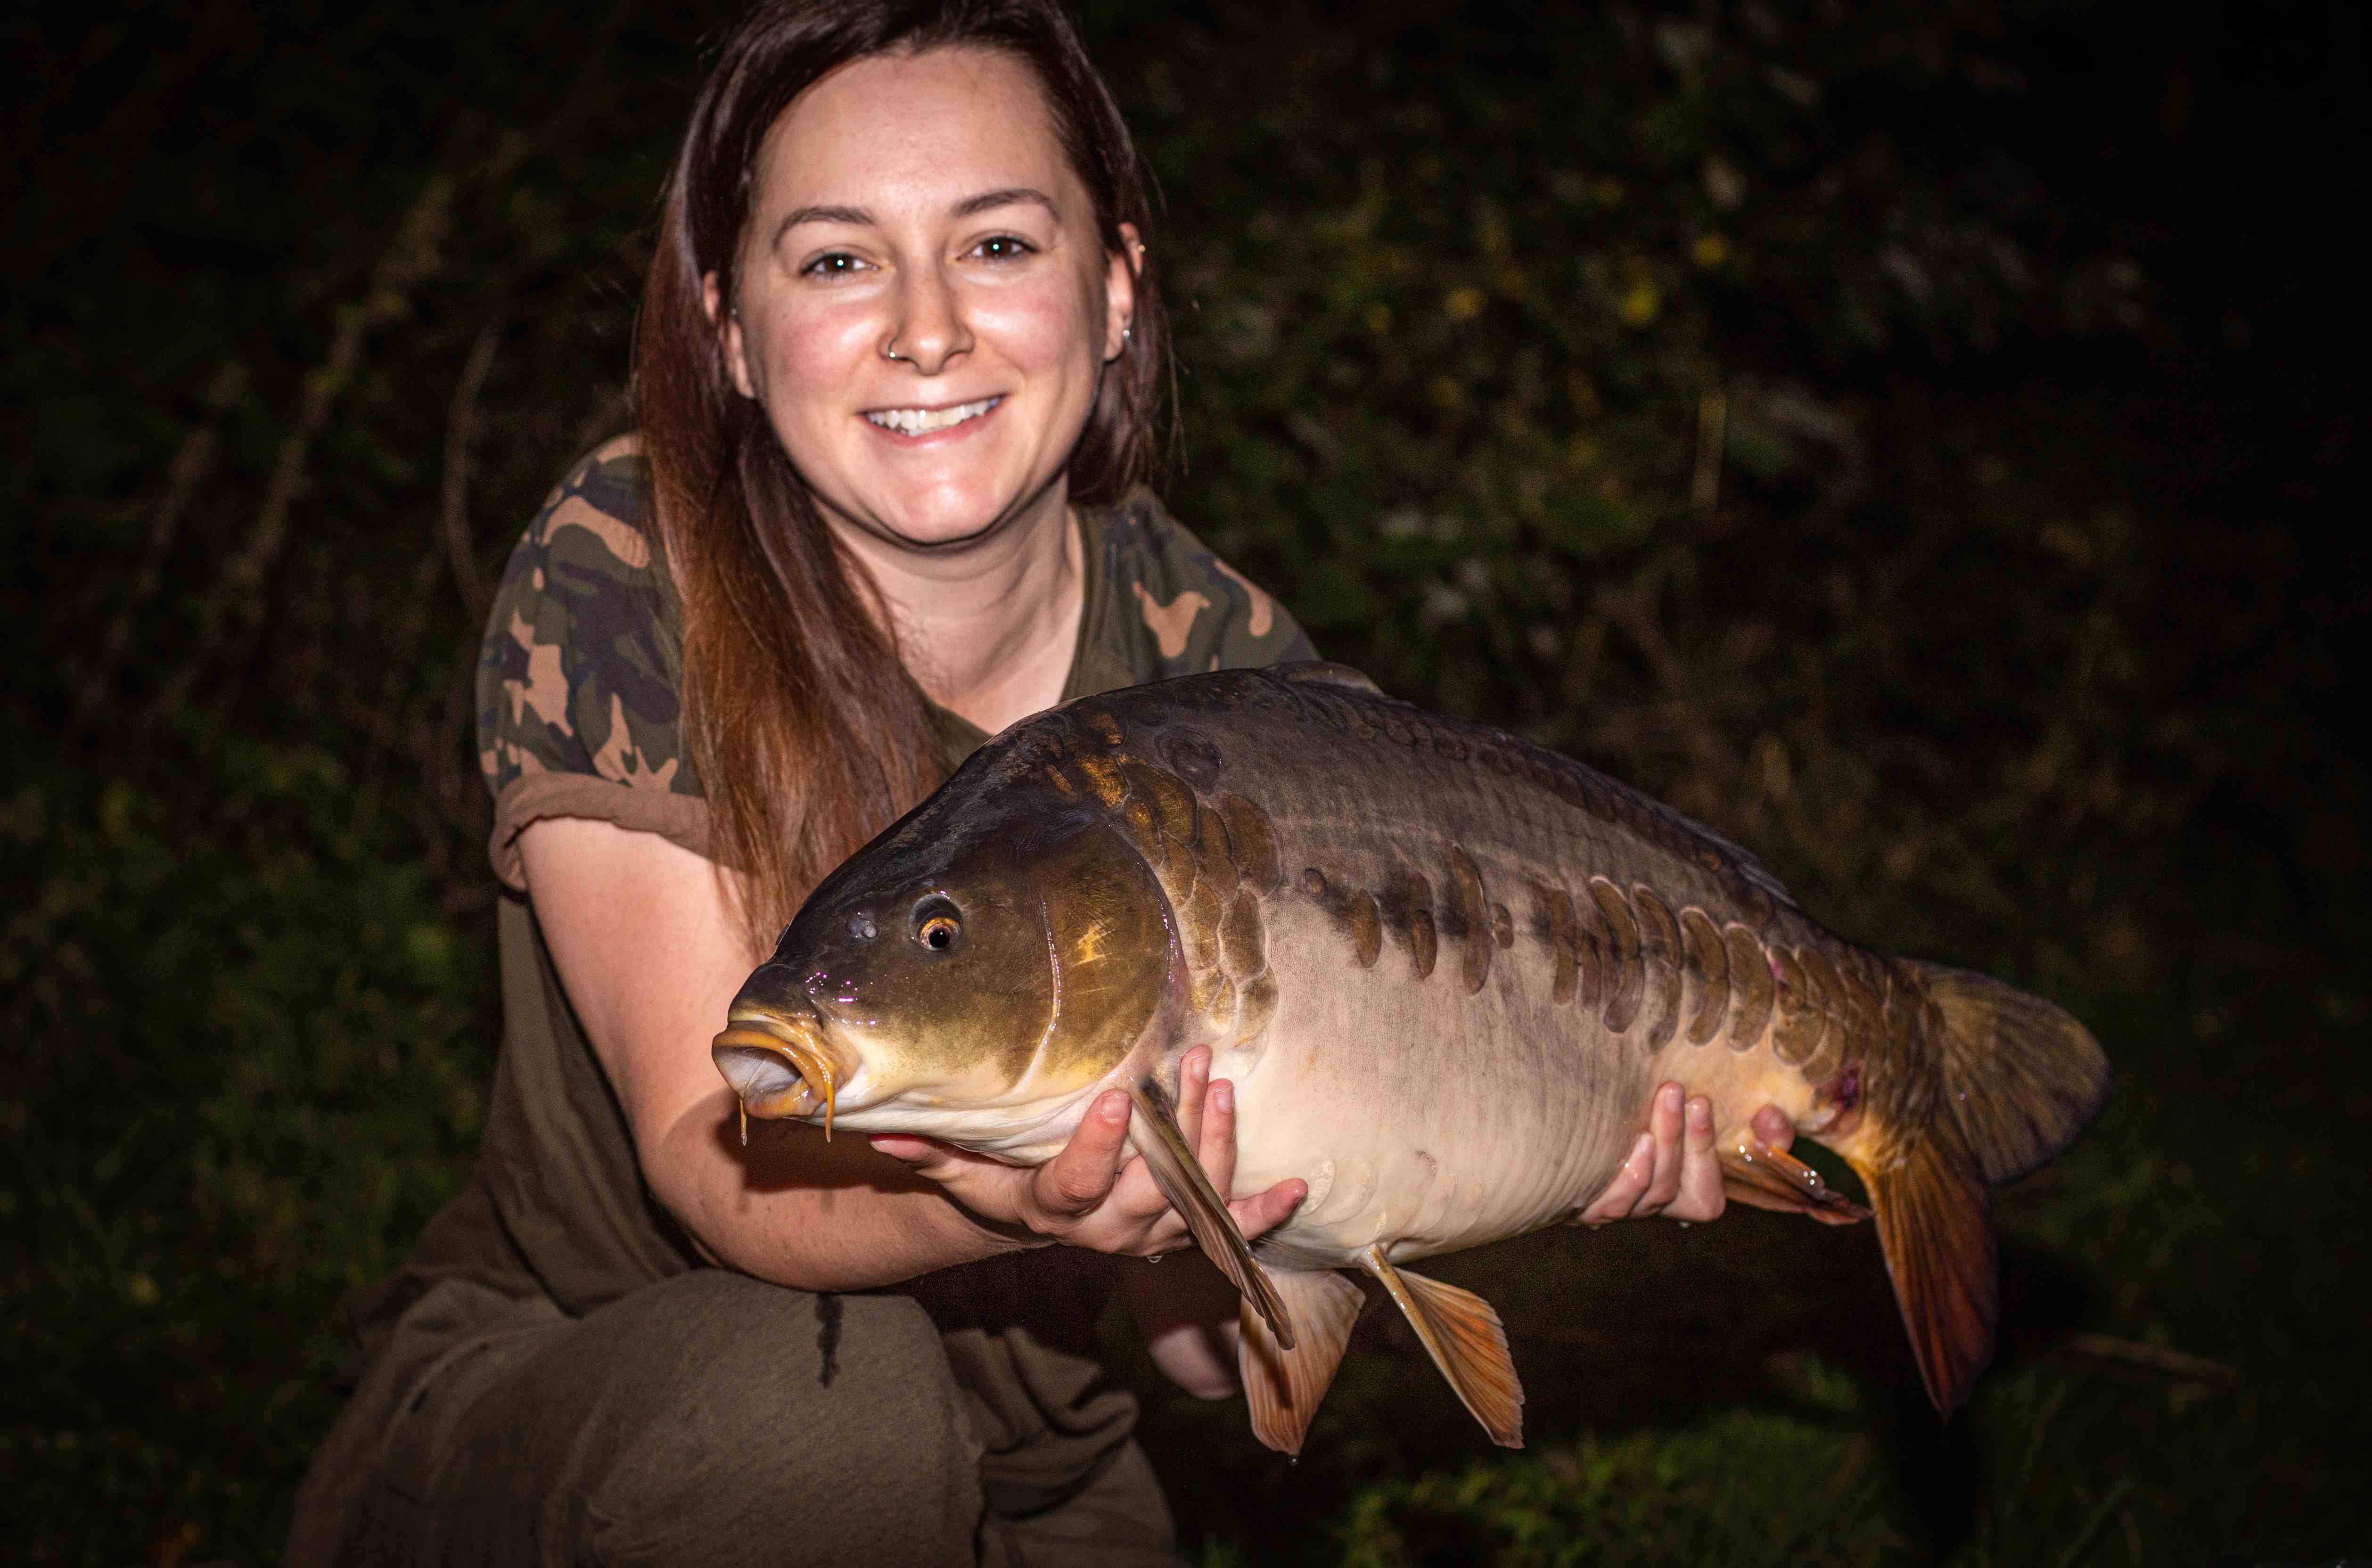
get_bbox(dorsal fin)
[1264,663,1798,913]
[1273,660,1384,695]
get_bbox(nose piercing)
[882,336,908,364]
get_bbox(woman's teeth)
[866,397,1000,435]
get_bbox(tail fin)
[1849,964,2109,1415]
[1914,962,2110,1184]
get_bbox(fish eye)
[913,899,961,952]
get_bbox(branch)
[156,165,458,722]
[440,316,502,624]
[72,359,246,731]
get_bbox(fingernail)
[1214,1081,1233,1113]
[1688,1098,1710,1130]
[1661,1083,1683,1113]
[1633,1132,1654,1166]
[1102,1092,1129,1123]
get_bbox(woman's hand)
[869,1046,1307,1257]
[1576,1082,1797,1224]
[1122,1251,1246,1399]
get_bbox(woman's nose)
[884,263,971,374]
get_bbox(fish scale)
[714,663,2109,1452]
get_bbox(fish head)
[713,767,1180,1154]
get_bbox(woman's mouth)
[863,396,1002,437]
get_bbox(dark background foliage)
[5,1,2365,1562]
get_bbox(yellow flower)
[1692,234,1731,269]
[1364,302,1393,335]
[1445,285,1487,321]
[1618,279,1661,326]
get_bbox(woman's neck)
[831,485,1085,737]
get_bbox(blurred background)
[6,0,2366,1562]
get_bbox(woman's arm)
[520,816,1302,1290]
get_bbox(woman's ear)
[1102,222,1142,364]
[704,271,758,398]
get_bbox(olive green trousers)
[285,1269,1180,1567]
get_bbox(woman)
[288,3,1777,1563]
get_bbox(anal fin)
[1720,1129,1871,1226]
[1853,1136,1998,1416]
[1127,1075,1297,1350]
[1361,1244,1524,1448]
[1239,1269,1366,1456]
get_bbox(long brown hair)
[635,0,1172,945]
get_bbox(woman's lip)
[861,394,1005,442]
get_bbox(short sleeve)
[1081,490,1318,694]
[476,435,709,888]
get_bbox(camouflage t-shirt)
[308,441,1317,1545]
[476,434,1315,885]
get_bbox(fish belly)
[1219,900,1655,1272]
[1172,696,1815,1273]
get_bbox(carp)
[713,663,2108,1453]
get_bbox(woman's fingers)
[1752,1102,1795,1152]
[1031,1089,1133,1221]
[1577,1132,1654,1223]
[1658,1092,1725,1222]
[867,1133,969,1185]
[1199,1077,1240,1201]
[1576,1080,1730,1224]
[1174,1046,1212,1154]
[1227,1174,1306,1241]
[1635,1082,1687,1213]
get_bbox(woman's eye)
[971,235,1036,262]
[801,252,867,279]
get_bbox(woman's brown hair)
[636,0,1171,945]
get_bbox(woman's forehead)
[750,47,1085,229]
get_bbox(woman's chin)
[835,478,1064,554]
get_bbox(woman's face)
[717,47,1135,552]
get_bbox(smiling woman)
[282,3,1760,1564]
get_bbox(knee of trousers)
[580,1272,985,1561]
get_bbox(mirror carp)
[714,663,2109,1453]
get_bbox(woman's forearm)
[647,1084,1046,1291]
[518,819,1042,1290]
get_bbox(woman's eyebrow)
[950,187,1059,222]
[772,189,1058,249]
[774,204,873,246]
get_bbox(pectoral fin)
[1718,1128,1871,1225]
[1361,1244,1524,1448]
[1239,1269,1367,1456]
[1127,1075,1297,1350]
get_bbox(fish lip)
[712,1008,847,1137]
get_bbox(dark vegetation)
[6,1,2365,1561]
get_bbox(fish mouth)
[713,1009,844,1139]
